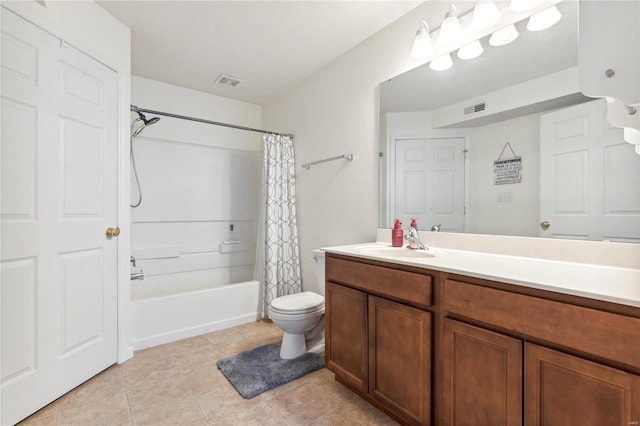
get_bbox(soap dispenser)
[410,218,418,229]
[392,219,403,247]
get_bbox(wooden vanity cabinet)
[442,277,640,426]
[325,282,368,393]
[325,254,433,425]
[325,253,640,425]
[441,319,523,425]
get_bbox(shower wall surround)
[130,77,263,300]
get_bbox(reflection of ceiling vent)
[214,74,243,88]
[464,102,486,115]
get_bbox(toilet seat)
[270,291,324,314]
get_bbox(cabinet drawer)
[443,279,640,370]
[327,256,432,308]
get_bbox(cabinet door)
[369,295,431,425]
[442,319,522,426]
[325,282,368,393]
[525,343,640,426]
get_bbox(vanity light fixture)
[457,40,484,60]
[526,5,562,31]
[438,4,464,46]
[429,53,454,71]
[489,24,519,46]
[509,0,542,13]
[470,0,501,30]
[410,20,435,60]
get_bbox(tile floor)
[19,320,399,425]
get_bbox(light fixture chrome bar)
[130,105,293,138]
[301,154,353,170]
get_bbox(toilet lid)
[270,291,325,314]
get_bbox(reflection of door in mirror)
[540,99,640,243]
[392,138,465,232]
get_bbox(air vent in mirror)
[464,102,486,115]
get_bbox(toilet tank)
[311,249,326,296]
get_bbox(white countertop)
[323,242,640,308]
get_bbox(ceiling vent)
[214,74,243,88]
[464,102,486,115]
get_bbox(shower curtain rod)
[130,105,293,138]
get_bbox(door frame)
[384,133,470,232]
[3,2,133,363]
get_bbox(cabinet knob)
[605,69,615,78]
[540,221,551,230]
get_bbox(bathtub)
[131,280,261,350]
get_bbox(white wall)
[130,77,262,299]
[262,2,451,294]
[467,114,540,236]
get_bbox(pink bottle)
[392,219,403,247]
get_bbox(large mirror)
[379,1,640,243]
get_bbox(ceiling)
[97,1,422,106]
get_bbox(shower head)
[131,112,160,138]
[137,111,160,126]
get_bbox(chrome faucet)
[405,226,428,250]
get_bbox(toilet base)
[280,332,307,359]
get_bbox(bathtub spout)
[131,271,144,280]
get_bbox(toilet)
[269,249,326,359]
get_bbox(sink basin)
[355,246,434,259]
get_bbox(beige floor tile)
[16,320,396,426]
[56,389,131,426]
[310,407,364,425]
[126,375,192,418]
[196,382,266,424]
[266,382,341,425]
[18,406,58,426]
[57,365,124,411]
[181,361,229,394]
[342,397,399,425]
[132,396,208,425]
[309,371,359,405]
[210,401,286,426]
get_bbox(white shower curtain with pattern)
[255,133,302,318]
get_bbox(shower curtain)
[255,133,302,317]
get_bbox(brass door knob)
[540,221,550,230]
[106,227,121,238]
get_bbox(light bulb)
[489,24,519,47]
[624,127,640,145]
[457,40,484,60]
[429,53,453,71]
[471,1,501,30]
[410,21,435,60]
[437,4,463,46]
[527,5,562,31]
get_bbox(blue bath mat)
[216,342,324,399]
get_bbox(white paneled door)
[540,99,640,242]
[394,138,465,232]
[1,9,119,425]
